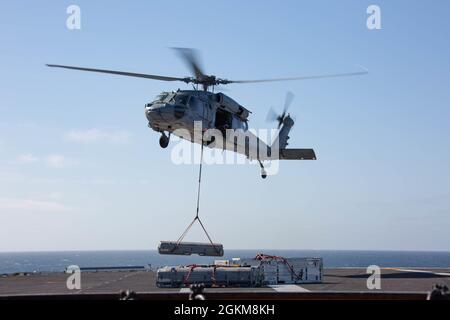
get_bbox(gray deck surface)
[1,268,449,296]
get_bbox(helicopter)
[47,48,367,178]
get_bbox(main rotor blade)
[284,91,294,113]
[224,68,368,84]
[46,64,190,82]
[171,47,205,80]
[266,107,278,122]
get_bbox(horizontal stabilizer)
[280,149,316,160]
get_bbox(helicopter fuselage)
[145,90,269,159]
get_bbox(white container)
[214,260,230,266]
[245,256,323,285]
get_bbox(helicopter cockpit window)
[176,95,189,106]
[153,93,169,102]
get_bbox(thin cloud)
[0,170,26,183]
[0,198,72,213]
[65,129,131,143]
[15,153,78,168]
[48,192,63,200]
[17,153,39,164]
[45,154,78,168]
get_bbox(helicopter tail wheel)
[159,133,169,148]
[261,170,267,179]
[258,160,267,179]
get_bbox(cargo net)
[171,216,222,256]
[165,137,222,257]
[254,253,304,282]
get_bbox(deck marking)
[385,268,450,277]
[75,271,139,294]
[269,284,310,292]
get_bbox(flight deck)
[1,268,449,300]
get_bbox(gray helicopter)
[47,48,367,178]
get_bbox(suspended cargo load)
[156,265,261,288]
[157,141,224,258]
[158,241,224,257]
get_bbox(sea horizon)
[2,248,450,254]
[1,249,450,274]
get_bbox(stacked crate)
[276,258,322,284]
[156,255,323,288]
[259,260,278,285]
[156,265,261,288]
[242,255,323,284]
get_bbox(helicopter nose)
[145,105,166,123]
[173,105,186,119]
[145,104,185,124]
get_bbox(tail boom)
[270,115,317,160]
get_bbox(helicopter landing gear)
[258,160,267,179]
[159,132,170,148]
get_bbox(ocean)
[1,250,450,274]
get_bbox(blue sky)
[0,1,449,252]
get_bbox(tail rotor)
[267,91,295,129]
